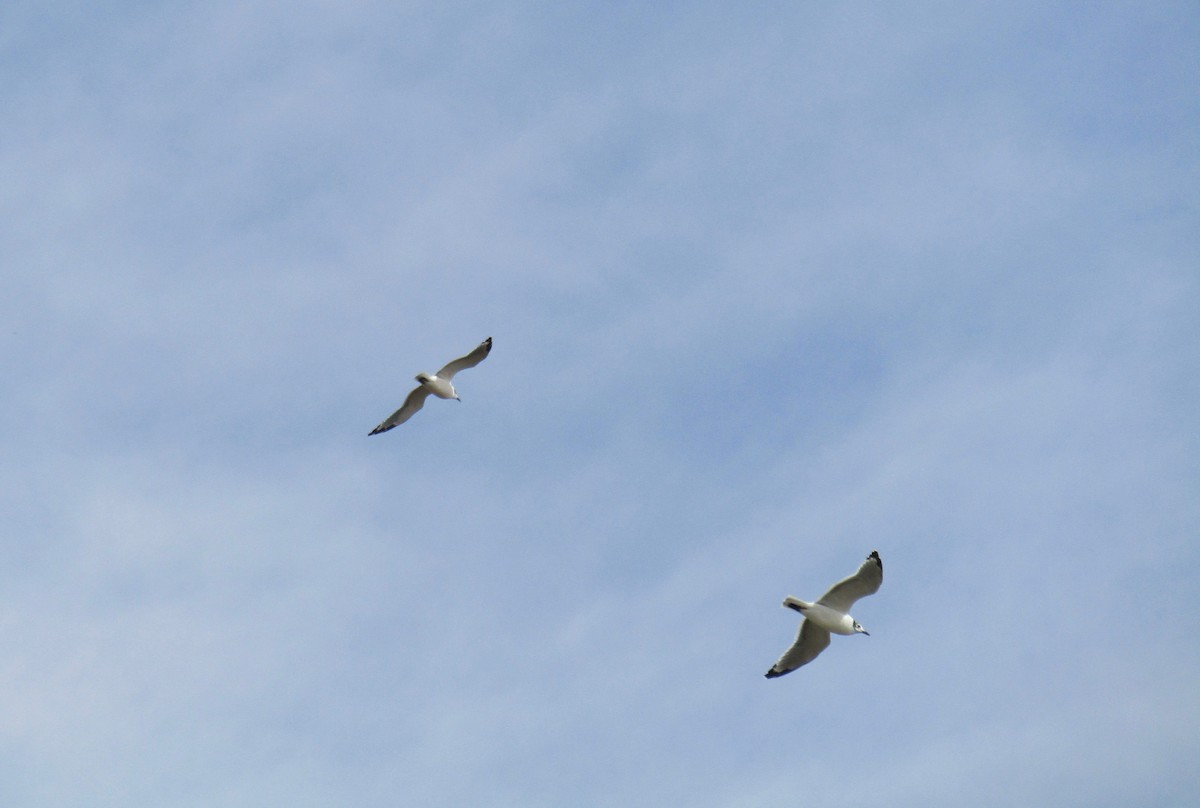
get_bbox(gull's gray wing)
[369,385,432,435]
[816,550,883,613]
[436,337,492,380]
[765,619,831,678]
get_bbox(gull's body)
[369,337,492,435]
[765,550,882,678]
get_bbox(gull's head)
[852,621,870,636]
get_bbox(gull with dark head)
[369,337,492,435]
[765,550,882,678]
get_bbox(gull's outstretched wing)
[369,386,433,435]
[816,550,883,613]
[437,337,492,380]
[765,620,831,678]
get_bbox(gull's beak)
[862,630,870,636]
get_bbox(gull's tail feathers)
[783,597,808,613]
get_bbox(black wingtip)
[764,668,786,679]
[368,425,392,436]
[868,550,881,565]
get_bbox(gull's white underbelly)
[804,603,856,635]
[425,377,457,399]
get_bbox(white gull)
[369,337,492,435]
[765,550,882,678]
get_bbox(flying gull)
[369,337,492,435]
[765,550,882,678]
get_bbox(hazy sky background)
[2,2,1198,806]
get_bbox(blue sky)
[2,2,1198,806]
